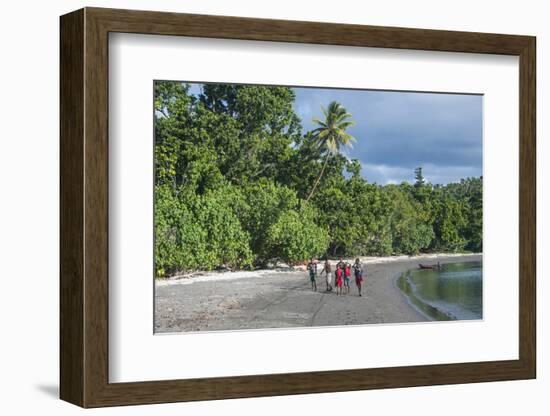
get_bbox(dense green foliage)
[154,82,483,277]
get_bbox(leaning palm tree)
[305,101,356,202]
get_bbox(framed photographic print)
[60,7,536,408]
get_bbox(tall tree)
[199,85,301,184]
[413,166,431,203]
[414,166,425,188]
[305,101,356,202]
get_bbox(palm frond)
[305,101,361,202]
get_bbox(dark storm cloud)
[293,87,482,185]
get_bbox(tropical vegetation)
[154,82,482,277]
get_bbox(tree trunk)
[306,152,330,203]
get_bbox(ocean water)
[396,261,483,321]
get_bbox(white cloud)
[361,162,481,185]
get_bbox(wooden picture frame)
[60,7,536,408]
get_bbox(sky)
[188,83,483,185]
[293,87,482,185]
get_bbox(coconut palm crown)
[305,101,357,202]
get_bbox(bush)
[265,206,329,265]
[240,179,299,263]
[195,186,253,270]
[154,184,253,277]
[431,196,467,252]
[155,185,201,276]
[389,188,435,255]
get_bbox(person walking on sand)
[307,258,318,291]
[344,262,352,294]
[336,257,345,273]
[353,258,364,297]
[320,258,333,291]
[335,265,343,295]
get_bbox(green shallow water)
[397,261,483,321]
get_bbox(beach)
[155,253,481,333]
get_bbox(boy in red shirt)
[335,265,343,295]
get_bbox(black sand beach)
[155,254,481,333]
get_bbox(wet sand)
[154,254,481,333]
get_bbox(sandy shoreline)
[155,254,481,333]
[156,252,482,286]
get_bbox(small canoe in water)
[418,263,441,270]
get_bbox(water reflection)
[397,261,482,321]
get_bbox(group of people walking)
[307,258,364,297]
